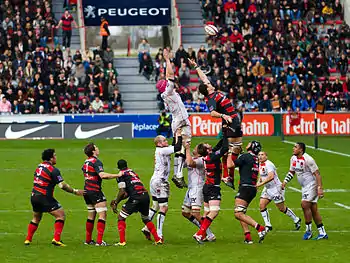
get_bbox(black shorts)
[235,186,257,204]
[203,184,221,203]
[223,116,243,138]
[123,192,150,217]
[31,194,62,213]
[84,191,106,205]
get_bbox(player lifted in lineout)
[156,49,191,189]
[182,142,216,242]
[141,130,183,241]
[110,159,162,246]
[24,149,85,247]
[257,151,301,232]
[188,58,242,189]
[282,143,328,240]
[82,143,121,246]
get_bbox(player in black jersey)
[188,58,242,189]
[192,137,229,244]
[82,143,120,246]
[110,160,162,246]
[24,149,84,247]
[228,141,267,244]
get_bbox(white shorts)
[172,118,191,138]
[301,183,318,203]
[183,186,204,208]
[260,186,285,204]
[150,177,170,201]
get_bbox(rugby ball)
[204,25,218,36]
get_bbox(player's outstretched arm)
[212,136,229,162]
[188,58,210,84]
[184,142,196,168]
[210,110,232,123]
[110,188,127,214]
[98,171,121,179]
[256,172,274,188]
[58,181,85,196]
[163,49,174,80]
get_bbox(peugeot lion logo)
[84,5,96,18]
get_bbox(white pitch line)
[288,186,302,193]
[288,187,350,193]
[334,202,350,210]
[282,140,350,157]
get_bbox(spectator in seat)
[48,89,59,111]
[91,96,104,113]
[156,111,171,138]
[103,46,114,67]
[115,105,124,113]
[12,100,24,114]
[292,94,304,111]
[302,93,316,111]
[338,53,348,76]
[137,39,150,64]
[245,97,259,112]
[78,97,90,113]
[109,88,122,112]
[178,63,190,87]
[193,99,208,112]
[259,94,272,112]
[175,45,188,67]
[321,1,333,21]
[339,96,348,112]
[60,98,72,113]
[36,87,48,112]
[139,53,153,80]
[252,61,265,77]
[0,96,11,115]
[104,62,118,80]
[155,53,166,82]
[184,99,195,112]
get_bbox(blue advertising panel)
[82,0,171,26]
[64,114,160,138]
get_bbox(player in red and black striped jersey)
[24,149,84,247]
[188,58,243,190]
[228,141,267,244]
[82,143,120,246]
[110,160,162,246]
[191,137,229,244]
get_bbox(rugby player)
[183,142,215,242]
[82,143,121,246]
[282,142,328,240]
[188,58,242,189]
[156,49,191,189]
[257,151,301,232]
[227,141,267,244]
[24,149,84,247]
[110,160,162,246]
[141,131,183,241]
[192,136,229,244]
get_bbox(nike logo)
[5,125,50,139]
[74,124,120,139]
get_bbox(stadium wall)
[341,0,350,26]
[0,113,348,139]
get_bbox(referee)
[228,141,267,244]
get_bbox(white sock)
[149,208,157,221]
[176,155,184,179]
[206,227,214,237]
[174,156,179,175]
[306,223,312,232]
[188,216,201,228]
[284,207,299,223]
[317,224,326,235]
[260,209,272,227]
[157,212,166,238]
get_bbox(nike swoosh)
[74,124,120,139]
[5,124,50,139]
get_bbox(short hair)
[154,135,165,146]
[42,149,55,161]
[117,159,128,170]
[198,83,209,97]
[84,143,95,157]
[296,142,306,154]
[197,143,208,157]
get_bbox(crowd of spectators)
[156,0,349,113]
[0,1,123,115]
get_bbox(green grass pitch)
[0,136,349,263]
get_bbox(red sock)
[96,219,106,244]
[244,232,252,241]
[26,221,38,241]
[146,221,161,242]
[222,155,229,179]
[118,220,126,243]
[86,219,94,243]
[196,216,213,236]
[255,223,265,232]
[54,220,64,241]
[229,154,238,181]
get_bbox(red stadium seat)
[190,70,197,75]
[328,68,337,73]
[77,87,85,92]
[329,76,337,81]
[190,86,198,91]
[190,78,199,83]
[318,77,326,81]
[340,76,346,81]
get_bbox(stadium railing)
[169,0,182,49]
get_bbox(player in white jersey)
[282,142,328,240]
[141,131,183,241]
[257,152,301,232]
[182,143,216,242]
[157,49,191,189]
